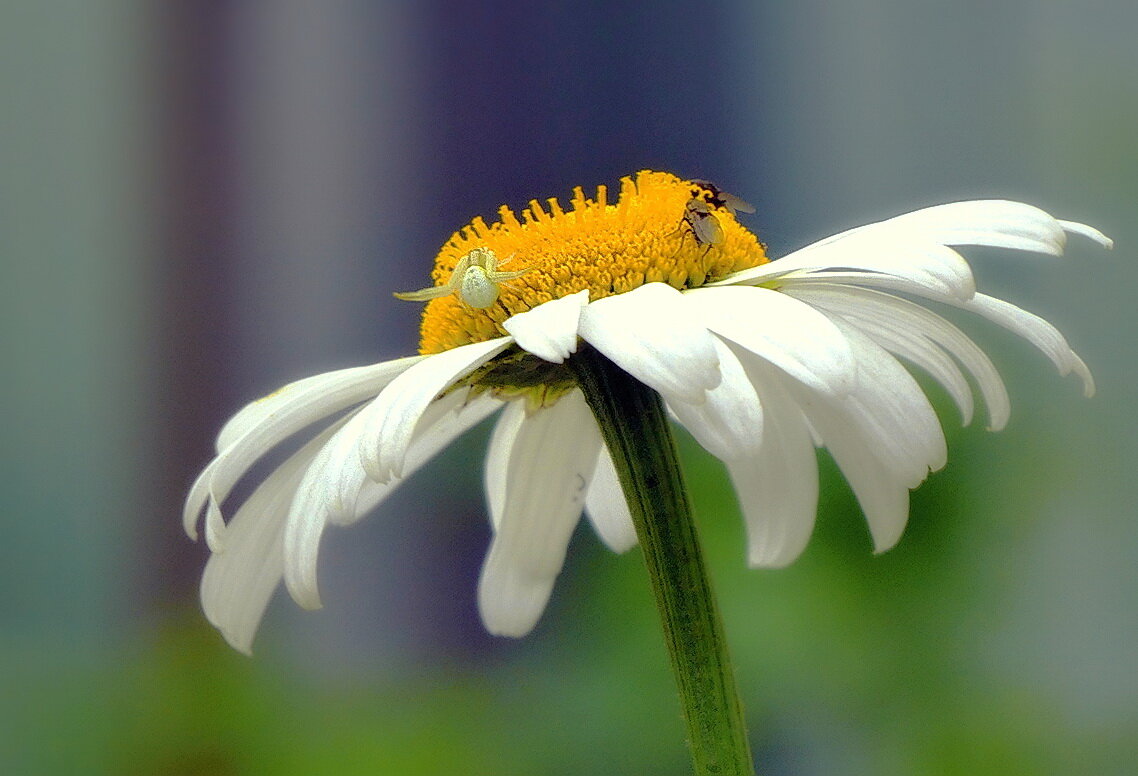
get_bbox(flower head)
[185,171,1111,653]
[414,171,766,354]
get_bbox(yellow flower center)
[415,170,768,355]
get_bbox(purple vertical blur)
[153,1,243,603]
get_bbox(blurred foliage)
[6,390,1134,775]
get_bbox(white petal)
[332,389,502,523]
[1058,219,1113,249]
[784,379,912,553]
[484,400,527,530]
[798,200,1070,255]
[853,319,977,427]
[185,356,423,540]
[283,391,502,611]
[311,409,373,527]
[667,336,764,460]
[810,280,1093,398]
[579,282,721,404]
[753,344,925,552]
[962,293,1095,397]
[353,392,502,522]
[833,321,948,483]
[478,391,602,637]
[204,498,228,553]
[718,202,1110,297]
[215,356,423,452]
[683,285,857,397]
[358,336,512,482]
[716,238,976,301]
[725,356,819,568]
[503,290,588,363]
[750,268,974,303]
[199,421,344,654]
[281,411,367,611]
[787,283,1010,430]
[863,200,1070,254]
[183,459,219,540]
[584,445,638,553]
[830,438,911,553]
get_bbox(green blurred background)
[3,2,1135,774]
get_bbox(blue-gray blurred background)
[3,3,1135,774]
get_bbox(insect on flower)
[680,179,757,249]
[394,246,530,309]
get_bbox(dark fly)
[679,179,756,249]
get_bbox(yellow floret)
[416,170,768,354]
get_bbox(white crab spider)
[393,247,531,309]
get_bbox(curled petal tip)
[182,497,203,541]
[985,418,1008,433]
[746,553,795,571]
[297,596,324,612]
[204,500,227,553]
[1068,353,1096,398]
[1058,220,1113,250]
[285,578,324,612]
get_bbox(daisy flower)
[185,170,1111,655]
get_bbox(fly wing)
[723,193,756,215]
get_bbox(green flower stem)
[570,347,755,776]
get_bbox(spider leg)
[488,267,532,282]
[393,285,456,302]
[394,252,471,302]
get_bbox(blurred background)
[3,2,1135,774]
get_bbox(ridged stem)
[569,347,754,776]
